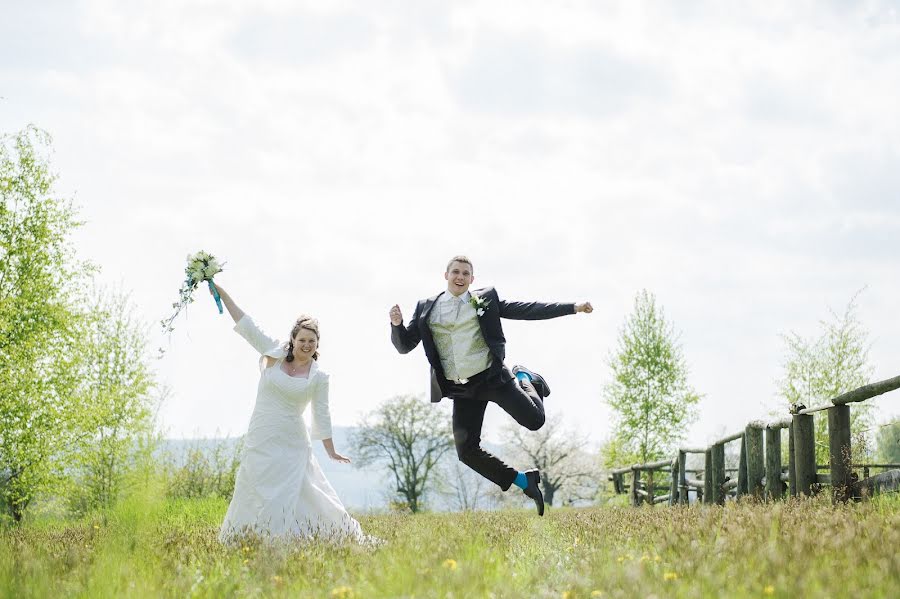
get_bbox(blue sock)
[515,371,532,382]
[513,471,528,490]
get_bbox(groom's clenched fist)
[389,304,403,326]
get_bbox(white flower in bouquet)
[160,251,226,344]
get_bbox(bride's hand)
[328,451,352,464]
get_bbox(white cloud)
[2,1,898,451]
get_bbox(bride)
[210,283,365,543]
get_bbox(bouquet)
[161,250,225,335]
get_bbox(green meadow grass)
[2,492,898,598]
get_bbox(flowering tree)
[503,414,599,506]
[0,127,93,521]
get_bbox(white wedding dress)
[218,315,365,543]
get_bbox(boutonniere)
[469,293,490,317]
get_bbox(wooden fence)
[609,374,900,506]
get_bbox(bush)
[163,438,243,500]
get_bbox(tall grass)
[2,493,898,598]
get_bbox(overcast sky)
[3,0,899,451]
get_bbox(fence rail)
[608,375,900,506]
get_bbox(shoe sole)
[513,365,550,397]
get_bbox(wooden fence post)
[630,467,640,507]
[746,423,765,499]
[647,469,655,506]
[793,414,817,497]
[669,459,678,506]
[712,443,726,504]
[737,436,748,497]
[788,421,797,497]
[828,404,853,503]
[678,450,688,505]
[765,427,784,501]
[704,449,713,505]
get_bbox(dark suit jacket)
[390,286,575,402]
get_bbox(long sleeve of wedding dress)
[218,314,364,544]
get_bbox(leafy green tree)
[603,290,701,466]
[350,395,453,513]
[874,421,900,464]
[67,288,158,514]
[0,127,94,521]
[778,292,874,464]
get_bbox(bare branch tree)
[349,394,453,513]
[503,414,600,506]
[436,459,496,511]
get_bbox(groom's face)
[445,261,474,296]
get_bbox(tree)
[777,292,874,464]
[0,126,94,521]
[164,436,244,500]
[875,421,900,464]
[67,288,158,514]
[603,290,700,466]
[502,414,599,506]
[437,459,495,512]
[350,395,453,513]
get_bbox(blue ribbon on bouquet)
[208,280,223,314]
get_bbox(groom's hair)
[446,255,473,273]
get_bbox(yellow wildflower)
[591,592,604,598]
[640,554,650,562]
[764,585,775,595]
[664,572,679,581]
[272,575,283,584]
[330,586,354,599]
[93,524,100,530]
[242,559,249,565]
[442,559,458,571]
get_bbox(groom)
[389,256,592,515]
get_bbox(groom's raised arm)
[390,303,422,354]
[499,298,593,320]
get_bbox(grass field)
[2,492,898,598]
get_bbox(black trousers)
[447,367,545,491]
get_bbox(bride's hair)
[285,315,320,362]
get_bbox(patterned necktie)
[453,295,464,320]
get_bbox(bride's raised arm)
[212,284,279,362]
[210,283,245,323]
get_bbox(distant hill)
[162,426,509,512]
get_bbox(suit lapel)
[472,286,493,338]
[420,292,442,322]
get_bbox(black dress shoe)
[522,469,545,516]
[512,365,551,398]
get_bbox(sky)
[2,0,899,452]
